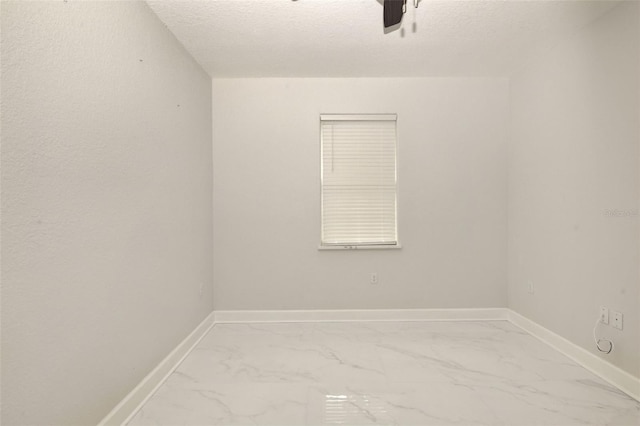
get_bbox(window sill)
[318,244,402,251]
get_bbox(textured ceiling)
[147,0,620,77]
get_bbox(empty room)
[1,0,639,425]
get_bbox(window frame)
[318,113,401,250]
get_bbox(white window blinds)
[320,114,398,247]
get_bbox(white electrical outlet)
[527,281,534,294]
[613,311,623,330]
[370,272,378,285]
[600,306,609,325]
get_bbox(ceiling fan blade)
[384,0,405,28]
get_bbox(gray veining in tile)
[128,320,639,426]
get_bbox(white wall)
[508,2,639,377]
[212,78,508,310]
[0,2,213,424]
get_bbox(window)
[320,114,399,249]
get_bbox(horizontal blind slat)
[321,117,397,246]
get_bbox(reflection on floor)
[128,320,639,425]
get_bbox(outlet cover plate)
[613,311,623,330]
[527,281,534,294]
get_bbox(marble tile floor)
[128,320,640,425]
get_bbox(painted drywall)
[148,0,618,78]
[0,2,213,425]
[212,78,508,310]
[508,2,639,377]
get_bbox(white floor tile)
[129,381,308,425]
[306,383,503,425]
[127,320,640,426]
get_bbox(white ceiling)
[147,0,620,77]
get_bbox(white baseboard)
[507,310,640,402]
[213,308,508,323]
[98,307,638,425]
[97,312,216,426]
